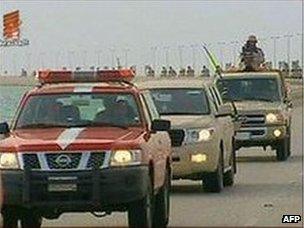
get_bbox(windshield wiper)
[18,123,68,129]
[88,122,129,129]
[160,112,205,115]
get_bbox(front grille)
[87,152,106,169]
[240,114,265,126]
[23,154,40,169]
[46,153,81,170]
[169,129,185,147]
[22,152,109,171]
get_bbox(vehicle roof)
[28,82,139,95]
[221,71,281,79]
[135,77,214,89]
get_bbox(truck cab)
[215,70,292,161]
[0,69,172,228]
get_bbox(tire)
[287,126,291,157]
[276,137,289,161]
[20,210,42,228]
[2,207,19,228]
[203,153,224,193]
[153,168,170,228]
[223,149,235,187]
[128,179,154,228]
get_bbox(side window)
[142,91,160,120]
[139,94,152,125]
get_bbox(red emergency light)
[38,69,135,84]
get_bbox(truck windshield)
[218,77,282,102]
[15,93,141,129]
[150,88,210,115]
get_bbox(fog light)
[191,154,207,163]
[273,129,282,137]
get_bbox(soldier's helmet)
[248,35,258,43]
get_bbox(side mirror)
[284,97,293,108]
[151,119,171,132]
[215,104,234,118]
[0,122,10,135]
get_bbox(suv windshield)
[15,93,141,129]
[150,88,210,115]
[218,77,282,102]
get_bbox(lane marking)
[56,128,85,150]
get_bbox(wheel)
[128,179,154,228]
[2,206,19,228]
[20,210,42,228]
[276,137,289,161]
[203,153,224,193]
[287,126,291,157]
[223,149,235,187]
[153,168,170,227]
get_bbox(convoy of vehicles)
[0,38,294,227]
[215,70,292,161]
[137,79,236,192]
[0,69,173,228]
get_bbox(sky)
[0,0,302,74]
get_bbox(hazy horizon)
[0,0,302,74]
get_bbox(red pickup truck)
[0,69,172,228]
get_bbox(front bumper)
[171,141,219,180]
[0,166,149,213]
[235,125,287,149]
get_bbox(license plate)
[235,132,251,140]
[48,183,77,192]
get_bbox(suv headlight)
[266,113,284,124]
[185,128,214,143]
[0,153,19,169]
[110,150,142,166]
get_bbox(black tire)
[276,137,289,161]
[20,210,42,228]
[128,179,154,228]
[203,153,224,193]
[287,126,291,157]
[153,168,170,228]
[223,150,235,187]
[2,207,19,228]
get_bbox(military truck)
[215,69,292,161]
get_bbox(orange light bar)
[38,69,135,84]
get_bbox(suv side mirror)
[0,122,10,135]
[284,97,293,108]
[151,119,171,132]
[215,104,233,118]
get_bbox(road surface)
[42,95,303,227]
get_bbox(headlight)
[0,153,19,169]
[111,150,142,166]
[185,128,214,143]
[266,113,284,123]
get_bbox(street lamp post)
[270,36,280,69]
[284,35,293,76]
[217,41,226,68]
[163,46,170,68]
[124,48,130,68]
[178,45,185,68]
[151,46,158,70]
[190,44,197,72]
